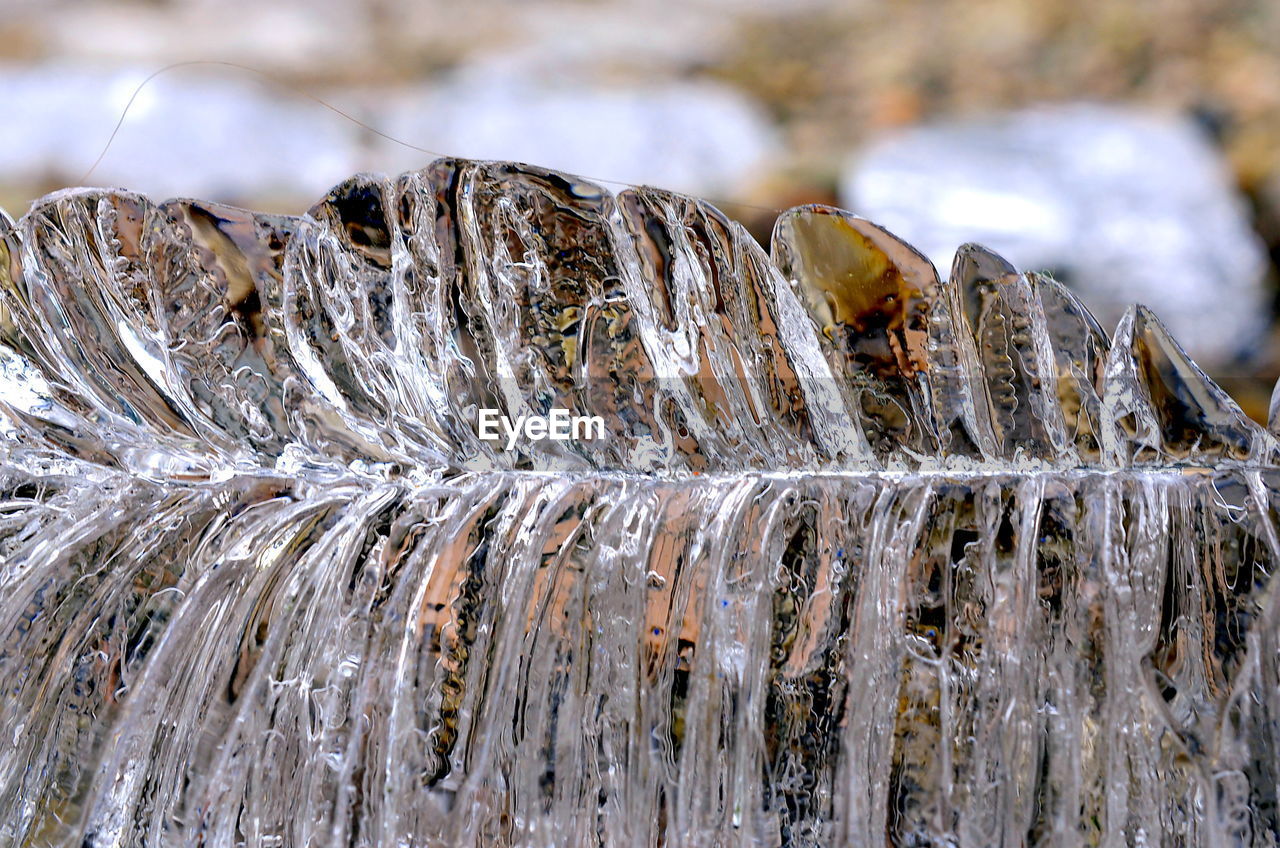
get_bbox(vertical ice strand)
[2,159,1279,847]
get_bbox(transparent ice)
[2,159,1279,846]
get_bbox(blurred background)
[3,0,1280,416]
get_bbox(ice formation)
[2,159,1279,847]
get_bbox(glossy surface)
[2,160,1278,847]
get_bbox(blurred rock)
[372,63,776,197]
[842,104,1270,369]
[0,65,354,205]
[0,62,776,211]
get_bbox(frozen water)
[2,160,1279,846]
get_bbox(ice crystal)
[1,159,1278,847]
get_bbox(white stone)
[843,104,1269,368]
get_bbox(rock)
[842,103,1270,369]
[0,62,776,210]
